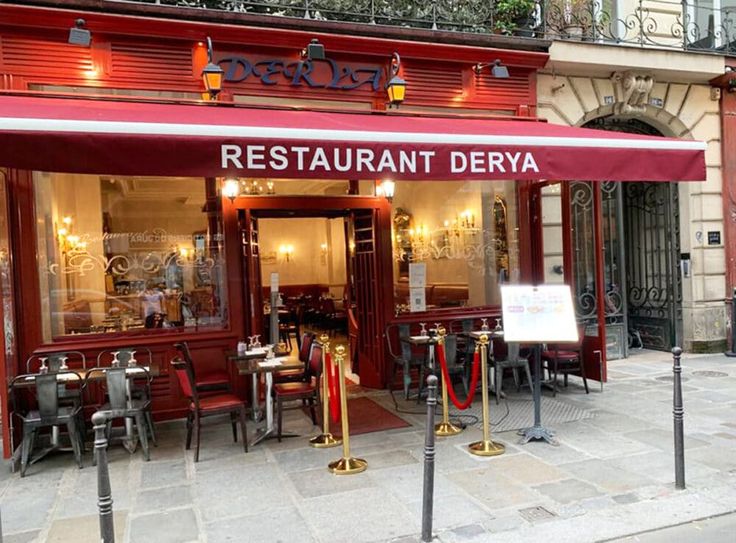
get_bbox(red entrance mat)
[306,396,411,437]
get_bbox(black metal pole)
[726,289,736,357]
[421,375,438,543]
[672,347,685,490]
[93,411,115,543]
[533,344,542,427]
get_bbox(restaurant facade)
[0,1,706,458]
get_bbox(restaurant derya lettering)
[0,3,705,458]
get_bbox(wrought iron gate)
[623,182,682,351]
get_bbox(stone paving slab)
[0,350,734,542]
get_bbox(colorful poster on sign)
[501,285,578,343]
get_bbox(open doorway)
[243,212,359,380]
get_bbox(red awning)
[0,95,706,181]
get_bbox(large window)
[390,181,519,313]
[34,174,228,341]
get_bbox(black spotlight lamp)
[304,38,325,61]
[68,18,91,47]
[202,37,225,100]
[386,52,407,107]
[474,59,510,79]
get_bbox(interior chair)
[494,342,533,404]
[541,324,589,396]
[274,331,315,384]
[173,342,230,394]
[273,342,322,441]
[386,323,426,400]
[171,358,248,462]
[10,371,86,477]
[85,366,155,461]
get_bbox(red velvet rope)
[437,340,480,410]
[326,352,341,423]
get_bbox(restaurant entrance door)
[236,196,391,388]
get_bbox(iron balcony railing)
[120,0,736,53]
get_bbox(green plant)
[494,0,537,35]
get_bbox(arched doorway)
[573,117,683,356]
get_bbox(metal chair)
[494,342,533,403]
[386,323,426,400]
[26,351,86,404]
[10,371,86,477]
[85,366,154,461]
[442,334,470,399]
[171,358,248,462]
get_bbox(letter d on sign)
[451,152,467,173]
[221,145,243,168]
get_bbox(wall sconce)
[202,37,225,101]
[266,181,275,195]
[222,178,239,202]
[376,179,395,202]
[68,18,91,47]
[473,59,509,79]
[303,38,325,61]
[386,52,407,107]
[279,244,294,262]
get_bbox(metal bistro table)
[400,334,439,402]
[226,351,303,446]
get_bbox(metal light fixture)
[386,52,407,107]
[473,59,510,79]
[202,37,225,100]
[68,18,91,47]
[222,178,239,202]
[303,38,325,61]
[378,179,395,202]
[279,244,295,262]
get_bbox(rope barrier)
[326,352,341,423]
[437,340,480,410]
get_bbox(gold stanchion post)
[468,334,505,456]
[328,345,367,475]
[309,334,341,448]
[434,327,462,437]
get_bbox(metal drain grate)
[692,370,729,378]
[518,506,557,523]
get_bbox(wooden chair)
[274,332,315,384]
[174,342,230,393]
[171,359,248,462]
[541,324,589,395]
[273,342,322,441]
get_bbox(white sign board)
[270,272,279,293]
[501,285,578,343]
[409,287,427,313]
[409,263,427,288]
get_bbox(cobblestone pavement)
[0,350,735,542]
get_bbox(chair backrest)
[171,358,198,406]
[307,343,323,380]
[505,342,521,361]
[174,342,197,379]
[97,346,153,368]
[104,367,129,410]
[461,319,474,333]
[36,373,60,420]
[26,351,87,373]
[398,324,413,360]
[443,334,458,366]
[298,333,315,364]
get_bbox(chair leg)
[402,360,410,400]
[579,357,590,394]
[552,361,559,397]
[238,407,248,453]
[512,367,520,392]
[416,364,426,404]
[135,413,150,462]
[145,410,157,447]
[277,396,283,442]
[185,412,193,450]
[230,412,238,443]
[67,418,83,469]
[193,412,201,463]
[309,397,317,425]
[494,365,502,404]
[20,426,34,477]
[564,373,569,387]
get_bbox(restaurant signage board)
[501,285,578,343]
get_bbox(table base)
[517,425,558,446]
[249,427,299,447]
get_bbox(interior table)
[226,352,303,446]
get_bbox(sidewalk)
[0,349,734,542]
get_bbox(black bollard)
[93,411,115,543]
[672,347,685,490]
[726,288,736,357]
[421,375,438,543]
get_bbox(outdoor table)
[226,351,303,446]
